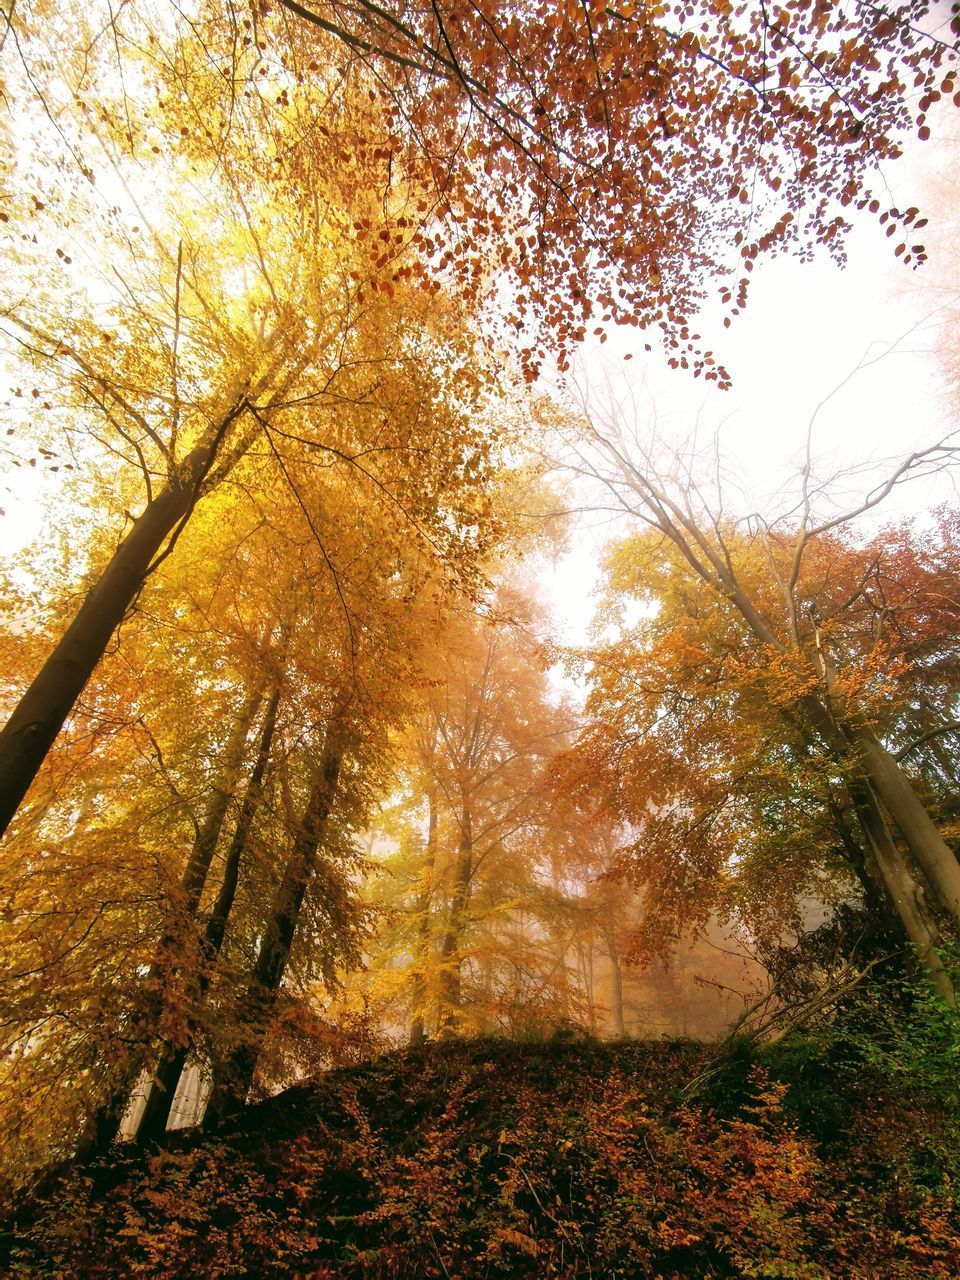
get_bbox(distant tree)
[358,586,579,1038]
[572,418,960,1003]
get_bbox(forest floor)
[4,1034,960,1278]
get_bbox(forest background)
[2,4,960,1274]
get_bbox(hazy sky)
[542,124,960,648]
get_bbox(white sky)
[541,123,960,650]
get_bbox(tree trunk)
[133,684,283,1143]
[828,797,905,944]
[718,561,960,931]
[605,931,626,1037]
[795,654,960,924]
[630,496,960,995]
[0,487,190,839]
[76,679,266,1158]
[576,938,597,1033]
[850,724,960,926]
[793,686,960,948]
[73,1075,139,1165]
[850,782,956,1006]
[0,405,247,841]
[409,786,437,1050]
[179,685,264,912]
[438,809,473,1023]
[204,739,342,1124]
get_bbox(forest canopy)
[1,5,960,1272]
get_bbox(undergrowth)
[4,1009,959,1278]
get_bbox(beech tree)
[354,585,579,1038]
[9,0,957,378]
[572,417,960,1002]
[358,685,763,1041]
[0,5,504,840]
[262,0,959,376]
[2,0,957,836]
[0,258,526,1179]
[1,0,958,1214]
[1,406,512,1175]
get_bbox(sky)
[540,120,960,650]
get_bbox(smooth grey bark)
[850,782,956,1006]
[754,626,960,929]
[829,798,904,933]
[849,723,960,925]
[790,666,960,929]
[628,483,960,938]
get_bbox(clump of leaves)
[841,949,960,1111]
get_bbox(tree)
[0,274,527,1184]
[0,5,506,840]
[2,0,955,839]
[355,583,581,1039]
[260,0,958,378]
[8,0,956,378]
[570,417,960,1001]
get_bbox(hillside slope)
[5,1036,960,1278]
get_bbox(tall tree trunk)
[204,739,343,1125]
[794,686,960,949]
[0,405,247,841]
[73,1076,140,1166]
[409,785,437,1050]
[849,782,956,1006]
[179,685,264,912]
[133,684,283,1142]
[75,678,265,1159]
[576,938,596,1033]
[637,498,960,992]
[849,724,960,926]
[605,929,626,1038]
[828,798,905,941]
[720,560,960,931]
[438,809,473,1023]
[795,654,960,925]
